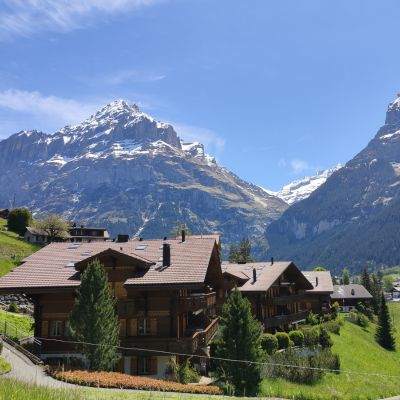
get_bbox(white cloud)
[279,157,311,174]
[0,89,102,126]
[0,0,161,41]
[172,122,225,154]
[102,69,166,85]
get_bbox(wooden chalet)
[331,284,372,311]
[0,232,223,377]
[222,260,333,332]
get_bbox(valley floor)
[261,302,400,400]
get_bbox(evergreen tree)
[69,259,120,371]
[370,273,382,314]
[342,268,350,285]
[228,238,253,264]
[375,292,396,351]
[361,268,372,293]
[215,289,263,396]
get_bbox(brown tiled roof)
[0,235,219,292]
[302,271,334,293]
[331,284,372,300]
[222,261,313,292]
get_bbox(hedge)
[53,370,222,395]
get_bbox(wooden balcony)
[267,293,308,306]
[178,292,216,313]
[187,317,219,353]
[121,318,219,355]
[264,310,309,328]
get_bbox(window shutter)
[150,318,157,335]
[149,357,158,375]
[41,321,49,337]
[119,319,126,338]
[131,356,138,375]
[129,318,137,336]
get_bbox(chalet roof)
[222,261,313,292]
[0,235,219,292]
[331,284,372,300]
[302,271,334,293]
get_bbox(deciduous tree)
[7,208,31,236]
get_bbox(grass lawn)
[260,302,400,400]
[0,218,40,277]
[0,309,34,339]
[0,357,11,374]
[0,379,221,400]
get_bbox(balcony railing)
[264,310,309,328]
[188,317,219,353]
[179,292,216,312]
[266,293,308,306]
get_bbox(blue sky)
[1,0,400,190]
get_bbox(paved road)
[1,341,75,388]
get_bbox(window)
[138,357,149,374]
[138,318,150,335]
[50,320,63,337]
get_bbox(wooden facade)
[27,243,222,377]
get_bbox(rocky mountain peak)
[385,94,400,126]
[92,99,140,120]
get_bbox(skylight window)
[135,244,148,251]
[66,261,75,267]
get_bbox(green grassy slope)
[261,303,400,400]
[0,310,34,339]
[0,218,40,277]
[0,357,11,374]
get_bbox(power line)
[36,336,400,379]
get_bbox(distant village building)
[24,224,110,244]
[330,284,373,311]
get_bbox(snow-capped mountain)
[266,95,400,271]
[268,165,343,205]
[0,100,287,253]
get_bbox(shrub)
[356,302,374,320]
[324,320,341,335]
[7,208,32,236]
[261,333,278,355]
[348,310,369,328]
[165,358,199,384]
[331,301,340,319]
[306,311,319,325]
[53,370,222,395]
[319,327,333,349]
[8,303,19,313]
[288,330,304,347]
[265,349,324,384]
[301,326,320,347]
[313,349,340,373]
[275,332,291,349]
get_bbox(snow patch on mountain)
[265,165,343,205]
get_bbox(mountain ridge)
[0,100,287,253]
[266,95,400,272]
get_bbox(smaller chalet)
[302,271,334,314]
[331,284,372,311]
[222,260,330,332]
[24,225,110,244]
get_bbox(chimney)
[315,277,319,287]
[253,268,257,283]
[163,243,171,267]
[181,229,186,243]
[270,257,274,265]
[163,236,167,241]
[116,234,129,243]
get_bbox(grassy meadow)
[0,218,40,277]
[260,302,400,400]
[0,309,34,339]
